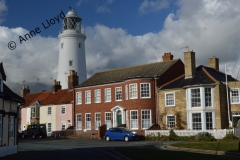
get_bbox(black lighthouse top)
[62,8,82,32]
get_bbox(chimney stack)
[209,56,219,71]
[184,50,196,79]
[19,86,30,97]
[162,52,174,62]
[52,80,62,92]
[68,70,79,89]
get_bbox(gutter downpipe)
[225,63,232,128]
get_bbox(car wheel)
[32,134,36,139]
[105,136,110,141]
[124,136,129,142]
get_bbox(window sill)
[115,100,122,102]
[76,103,82,105]
[165,105,175,107]
[85,103,91,104]
[105,101,111,103]
[95,102,101,103]
[140,97,151,99]
[76,129,82,130]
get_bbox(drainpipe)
[154,77,158,124]
[225,64,232,127]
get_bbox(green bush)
[169,129,179,141]
[222,130,239,141]
[195,132,216,141]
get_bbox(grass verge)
[114,147,240,160]
[171,140,240,152]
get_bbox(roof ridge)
[160,74,185,88]
[202,66,218,83]
[97,59,180,73]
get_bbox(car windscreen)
[39,125,46,128]
[121,128,131,132]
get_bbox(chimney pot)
[184,50,196,78]
[162,52,174,62]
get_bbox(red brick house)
[74,53,184,135]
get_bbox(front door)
[117,111,122,126]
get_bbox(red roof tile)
[23,89,73,107]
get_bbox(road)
[3,138,175,160]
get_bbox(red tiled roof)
[23,89,73,107]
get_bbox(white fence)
[145,128,240,139]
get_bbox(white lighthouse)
[57,8,87,89]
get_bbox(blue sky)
[1,0,240,93]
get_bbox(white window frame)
[140,83,151,98]
[166,115,176,129]
[61,106,66,114]
[31,107,35,118]
[130,110,138,130]
[206,112,213,130]
[85,113,91,130]
[47,107,51,115]
[36,107,40,118]
[105,88,111,102]
[85,90,91,104]
[94,89,101,103]
[76,114,82,130]
[61,121,66,130]
[76,92,82,105]
[231,88,240,104]
[9,116,14,139]
[47,123,51,133]
[95,113,101,130]
[165,92,175,106]
[129,84,138,99]
[192,113,202,130]
[141,110,151,129]
[0,114,2,139]
[115,87,122,101]
[191,88,201,107]
[125,85,128,100]
[105,112,111,129]
[205,88,212,107]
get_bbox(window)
[94,89,101,103]
[0,78,2,91]
[105,88,111,102]
[231,89,240,103]
[61,121,66,130]
[61,106,66,114]
[76,92,82,104]
[125,85,128,100]
[191,88,201,107]
[105,112,111,129]
[167,115,175,129]
[95,113,101,130]
[9,116,14,139]
[47,123,51,133]
[141,83,150,98]
[115,87,122,101]
[205,88,212,107]
[76,114,82,130]
[142,110,151,129]
[69,60,73,66]
[47,107,51,115]
[206,112,213,129]
[36,107,40,118]
[130,110,138,129]
[31,107,35,118]
[165,92,175,106]
[130,84,137,99]
[0,114,2,139]
[85,91,91,104]
[79,43,81,48]
[85,113,91,130]
[61,43,63,49]
[192,113,202,130]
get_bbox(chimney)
[68,70,79,89]
[20,86,30,97]
[184,50,196,78]
[209,56,219,71]
[162,52,174,62]
[52,79,62,92]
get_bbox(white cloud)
[96,0,114,13]
[76,0,89,7]
[2,0,240,94]
[139,0,169,14]
[0,0,7,24]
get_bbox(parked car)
[104,127,140,141]
[22,124,47,139]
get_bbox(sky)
[1,0,240,94]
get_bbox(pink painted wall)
[55,104,73,131]
[21,108,26,131]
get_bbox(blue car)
[104,127,139,141]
